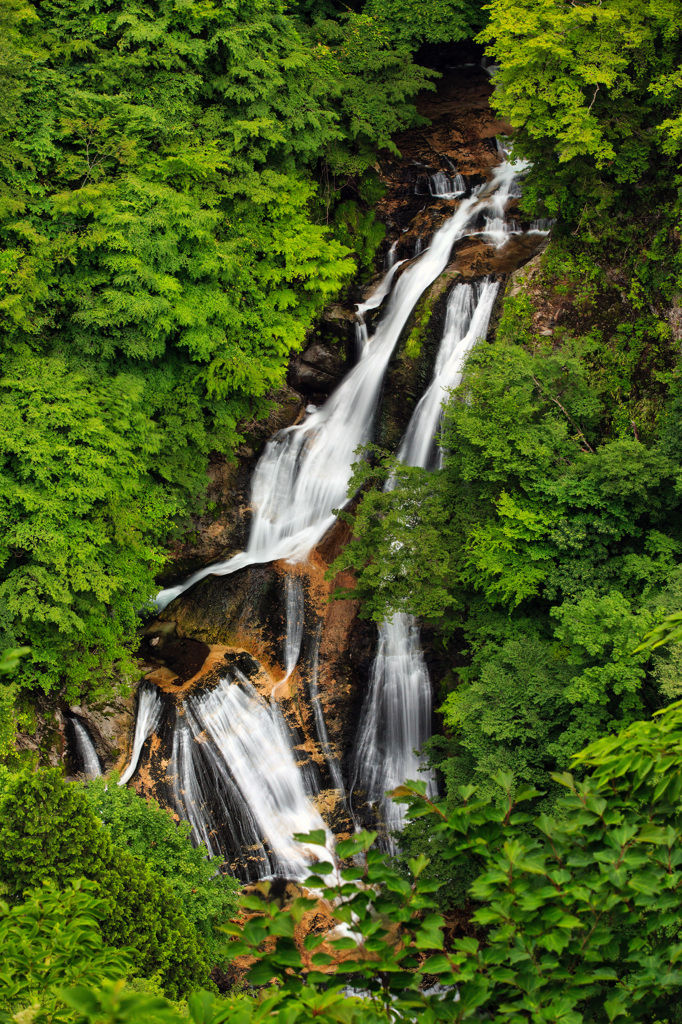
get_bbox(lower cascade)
[68,716,103,780]
[351,613,436,842]
[122,143,547,879]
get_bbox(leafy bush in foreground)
[0,769,210,998]
[6,702,682,1022]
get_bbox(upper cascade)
[155,158,528,613]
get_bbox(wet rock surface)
[288,340,348,400]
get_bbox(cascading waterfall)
[70,717,102,779]
[156,183,503,611]
[399,279,500,472]
[430,170,466,198]
[169,715,220,856]
[355,258,406,322]
[192,672,330,879]
[169,704,271,878]
[352,614,434,839]
[282,575,305,682]
[530,217,554,233]
[125,152,537,878]
[352,278,501,840]
[118,685,162,786]
[308,626,345,797]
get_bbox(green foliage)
[479,0,682,298]
[0,769,210,997]
[393,700,682,1023]
[0,0,481,727]
[635,608,682,651]
[0,355,178,701]
[0,647,28,762]
[0,878,132,1024]
[82,777,240,960]
[332,202,386,281]
[363,0,485,46]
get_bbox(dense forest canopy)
[4,0,682,1020]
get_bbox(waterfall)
[169,705,271,878]
[282,575,305,682]
[118,685,162,786]
[430,171,466,198]
[530,217,553,233]
[352,614,434,838]
[191,672,330,879]
[70,717,102,779]
[156,185,500,611]
[308,626,345,797]
[481,166,523,245]
[398,280,500,471]
[169,715,220,856]
[355,258,406,321]
[129,154,534,877]
[352,278,501,840]
[271,573,305,701]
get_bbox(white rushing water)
[352,614,434,838]
[118,686,162,786]
[71,717,102,779]
[170,715,219,856]
[399,279,500,471]
[271,573,305,700]
[352,278,500,839]
[308,626,345,797]
[155,170,525,611]
[529,217,553,233]
[192,672,330,879]
[355,258,406,322]
[430,170,466,198]
[283,575,305,681]
[169,704,271,876]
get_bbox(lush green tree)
[0,879,132,1024]
[82,776,241,959]
[0,0,482,726]
[478,0,682,301]
[0,769,210,997]
[0,355,179,699]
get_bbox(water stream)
[308,625,346,797]
[118,685,162,786]
[282,575,305,683]
[156,166,520,611]
[191,672,330,879]
[70,717,103,779]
